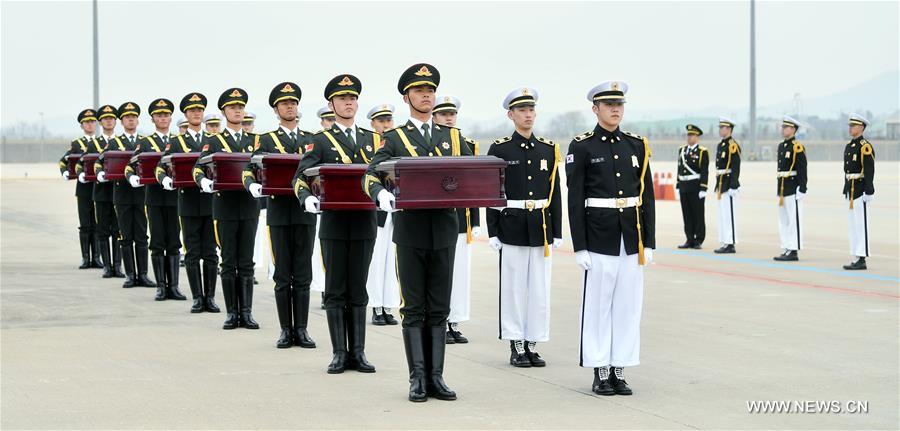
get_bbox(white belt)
[845,173,864,180]
[716,169,732,175]
[585,197,639,208]
[777,171,797,178]
[493,199,548,211]
[678,174,700,181]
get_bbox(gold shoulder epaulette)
[793,141,804,153]
[204,132,215,137]
[464,137,476,144]
[536,136,554,146]
[573,131,594,142]
[861,141,873,155]
[700,145,709,152]
[493,136,511,145]
[622,130,644,140]
[729,141,740,154]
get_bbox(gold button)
[529,191,533,196]
[429,152,433,156]
[618,208,623,213]
[528,175,532,180]
[527,160,532,164]
[618,190,623,195]
[616,173,621,177]
[614,155,619,159]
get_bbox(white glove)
[304,196,321,214]
[795,191,806,201]
[377,190,396,213]
[471,226,482,238]
[200,178,214,193]
[78,172,87,183]
[96,171,108,182]
[698,191,707,199]
[644,248,654,264]
[161,176,174,191]
[728,187,740,197]
[552,238,563,249]
[674,187,680,200]
[488,237,502,251]
[249,183,263,198]
[575,250,592,270]
[128,175,143,188]
[62,171,70,180]
[861,193,874,203]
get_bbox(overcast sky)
[2,0,897,134]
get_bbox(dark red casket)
[198,153,251,191]
[251,154,301,196]
[99,150,134,180]
[65,154,81,180]
[375,156,507,209]
[81,153,99,182]
[131,152,163,185]
[303,164,376,210]
[160,153,200,188]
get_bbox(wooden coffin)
[81,153,99,182]
[197,152,251,191]
[375,156,507,209]
[159,153,200,188]
[131,152,163,185]
[65,154,81,180]
[99,150,134,180]
[302,164,376,210]
[251,154,301,196]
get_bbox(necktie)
[421,123,431,146]
[129,136,135,145]
[289,131,297,144]
[163,135,169,145]
[345,128,355,149]
[235,132,242,144]
[195,133,201,144]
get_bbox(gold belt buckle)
[525,200,536,211]
[616,198,626,208]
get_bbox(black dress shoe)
[773,250,798,261]
[276,328,293,349]
[241,313,259,329]
[524,342,546,367]
[222,313,239,330]
[447,324,468,344]
[382,310,398,325]
[510,347,532,368]
[371,308,386,326]
[137,274,157,288]
[293,329,316,348]
[122,275,136,288]
[327,351,348,374]
[592,369,615,396]
[691,243,702,249]
[205,298,220,313]
[843,257,867,270]
[714,244,736,254]
[609,367,633,395]
[190,298,204,313]
[677,242,693,249]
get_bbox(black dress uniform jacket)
[486,131,562,247]
[92,135,120,203]
[363,121,473,250]
[714,137,741,195]
[843,136,875,199]
[129,133,177,207]
[566,125,656,256]
[675,144,710,193]
[776,136,807,197]
[155,130,213,217]
[192,129,260,221]
[105,134,145,206]
[294,124,378,240]
[244,128,316,226]
[455,137,481,234]
[59,136,99,199]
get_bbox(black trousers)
[679,182,706,245]
[181,215,217,267]
[77,195,96,235]
[115,203,148,248]
[270,224,315,294]
[396,245,455,328]
[216,218,258,278]
[147,205,181,256]
[94,201,119,241]
[321,238,375,309]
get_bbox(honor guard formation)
[58,62,878,402]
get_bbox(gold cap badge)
[414,66,432,77]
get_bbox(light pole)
[93,0,99,108]
[749,0,757,156]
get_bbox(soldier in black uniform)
[126,98,185,301]
[713,117,741,254]
[773,115,807,261]
[432,95,480,344]
[363,63,473,402]
[567,81,655,396]
[59,108,103,269]
[293,74,377,374]
[675,124,709,249]
[487,87,562,367]
[243,82,317,349]
[91,104,126,279]
[842,113,875,270]
[157,93,220,313]
[194,88,261,330]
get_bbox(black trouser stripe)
[497,248,502,340]
[579,268,588,367]
[729,195,735,244]
[794,196,801,250]
[863,202,869,256]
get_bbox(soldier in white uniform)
[488,88,561,366]
[567,81,656,396]
[203,113,222,135]
[842,113,875,270]
[432,95,481,343]
[365,103,400,325]
[311,106,336,308]
[773,115,807,261]
[713,116,741,254]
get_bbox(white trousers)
[366,213,400,308]
[847,197,870,258]
[449,233,472,323]
[499,244,551,342]
[254,209,275,279]
[310,216,325,293]
[579,239,643,368]
[717,194,738,245]
[777,195,803,251]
